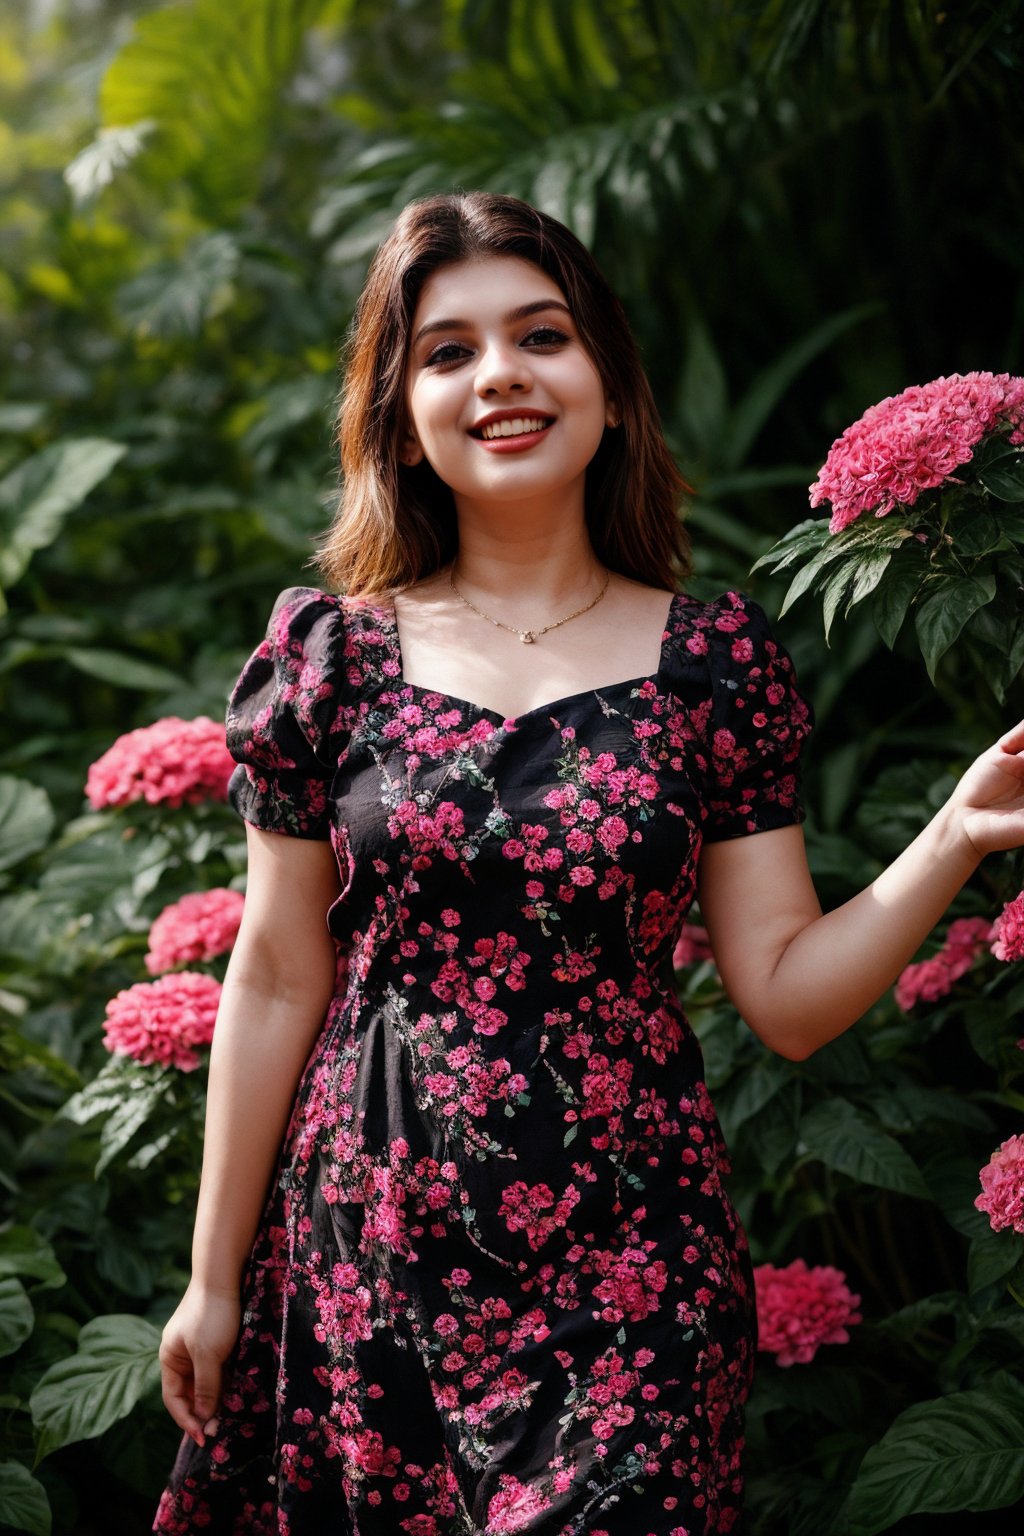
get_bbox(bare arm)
[159,825,340,1446]
[698,720,1024,1060]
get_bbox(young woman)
[153,192,1024,1535]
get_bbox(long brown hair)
[317,192,691,595]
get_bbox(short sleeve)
[700,592,814,843]
[225,587,345,840]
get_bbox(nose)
[474,336,532,397]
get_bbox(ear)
[400,430,424,467]
[605,399,621,429]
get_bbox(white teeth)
[479,417,550,440]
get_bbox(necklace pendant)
[521,631,535,644]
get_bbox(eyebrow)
[412,299,573,349]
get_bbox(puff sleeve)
[701,592,814,842]
[225,587,346,840]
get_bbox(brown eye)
[425,341,470,367]
[522,327,569,347]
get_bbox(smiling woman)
[151,193,1024,1536]
[320,192,690,599]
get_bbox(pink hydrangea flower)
[754,1258,862,1366]
[145,889,245,975]
[102,971,222,1071]
[990,893,1024,963]
[895,913,992,1011]
[975,1134,1024,1234]
[86,716,234,810]
[809,371,1024,533]
[672,922,714,970]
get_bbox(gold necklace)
[448,564,612,644]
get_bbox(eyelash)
[425,326,570,368]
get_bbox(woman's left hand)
[948,720,1024,857]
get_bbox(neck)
[448,490,604,608]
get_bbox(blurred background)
[2,3,1024,1533]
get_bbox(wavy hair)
[317,192,691,595]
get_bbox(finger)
[997,719,1024,751]
[192,1357,223,1433]
[162,1363,207,1448]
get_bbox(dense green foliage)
[2,2,1024,1531]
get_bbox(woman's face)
[403,255,616,513]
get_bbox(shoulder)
[665,588,780,660]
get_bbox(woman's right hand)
[158,1280,242,1449]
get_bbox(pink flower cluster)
[145,888,244,975]
[86,716,234,810]
[809,371,1024,533]
[102,971,222,1071]
[895,916,992,1012]
[672,922,714,971]
[975,1134,1024,1235]
[990,893,1024,963]
[754,1258,862,1366]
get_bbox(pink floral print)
[154,583,812,1535]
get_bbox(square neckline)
[377,588,683,729]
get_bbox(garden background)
[2,1,1024,1532]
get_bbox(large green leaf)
[980,447,1024,502]
[844,1379,1024,1533]
[0,1277,34,1357]
[62,648,184,692]
[0,1229,65,1291]
[29,1314,163,1462]
[914,574,997,681]
[798,1098,932,1199]
[99,0,341,209]
[0,439,127,592]
[0,777,54,873]
[0,1460,51,1536]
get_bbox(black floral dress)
[153,584,812,1536]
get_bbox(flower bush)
[754,370,1024,691]
[975,1135,1024,1235]
[672,921,714,971]
[990,892,1024,963]
[102,971,222,1071]
[753,1258,862,1366]
[145,888,244,974]
[895,914,992,1011]
[86,716,235,810]
[809,372,1024,533]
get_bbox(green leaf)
[750,518,830,575]
[0,1278,34,1357]
[0,404,48,434]
[29,1314,163,1461]
[99,0,328,209]
[871,559,925,648]
[914,574,997,680]
[95,1071,175,1178]
[847,548,893,608]
[0,777,54,872]
[821,560,856,642]
[967,1229,1024,1295]
[980,447,1024,502]
[0,1229,65,1291]
[844,1380,1024,1532]
[799,1098,932,1199]
[0,439,127,589]
[0,1460,51,1536]
[62,648,184,692]
[116,232,241,339]
[949,508,1001,556]
[676,317,729,460]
